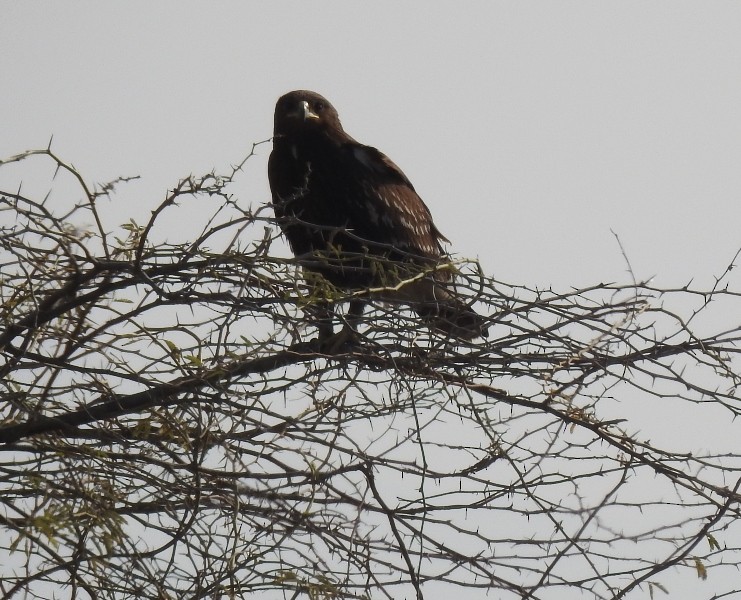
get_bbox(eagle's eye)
[314,101,325,112]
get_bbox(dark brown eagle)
[268,90,487,343]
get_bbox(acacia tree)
[1,148,740,600]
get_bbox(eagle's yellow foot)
[319,326,359,354]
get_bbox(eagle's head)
[273,90,345,139]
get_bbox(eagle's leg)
[344,299,366,332]
[312,300,336,343]
[319,299,366,353]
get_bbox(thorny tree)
[1,148,740,600]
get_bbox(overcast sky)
[2,4,740,598]
[3,2,740,290]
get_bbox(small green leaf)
[694,556,707,580]
[184,354,202,366]
[165,340,181,363]
[648,581,669,598]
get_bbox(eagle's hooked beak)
[288,100,320,122]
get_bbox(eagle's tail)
[415,300,489,341]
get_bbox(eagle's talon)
[319,326,360,354]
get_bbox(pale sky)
[3,2,740,290]
[2,3,741,598]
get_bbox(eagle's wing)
[342,143,450,259]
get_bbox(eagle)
[268,90,487,344]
